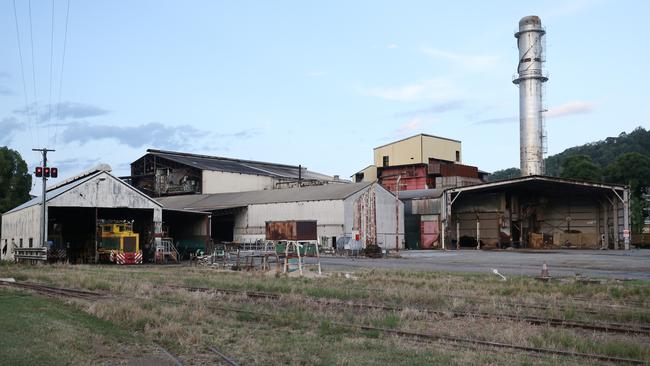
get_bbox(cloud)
[420,46,501,72]
[0,117,23,144]
[361,78,459,102]
[216,129,258,139]
[60,121,206,149]
[0,86,13,96]
[51,157,102,172]
[58,121,257,150]
[396,100,465,118]
[391,117,438,137]
[387,44,399,49]
[544,100,595,118]
[471,101,596,125]
[472,116,517,125]
[14,102,109,123]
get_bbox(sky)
[0,0,648,194]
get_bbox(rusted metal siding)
[265,220,317,241]
[379,165,429,192]
[439,163,478,178]
[344,183,404,250]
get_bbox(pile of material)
[364,244,383,258]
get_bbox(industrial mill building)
[157,182,404,250]
[127,149,343,197]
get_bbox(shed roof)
[156,182,374,211]
[143,149,335,181]
[397,189,444,200]
[5,170,161,215]
[445,175,626,195]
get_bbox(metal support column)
[623,188,630,250]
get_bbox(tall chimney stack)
[513,15,548,176]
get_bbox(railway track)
[0,280,106,300]
[5,280,646,364]
[166,284,650,336]
[340,284,647,314]
[165,300,648,365]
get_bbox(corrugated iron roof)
[445,175,627,194]
[4,171,162,215]
[397,189,444,200]
[156,182,374,211]
[146,149,334,181]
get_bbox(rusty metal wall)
[265,220,317,241]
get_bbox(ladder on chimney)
[155,238,180,264]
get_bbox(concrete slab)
[316,249,650,280]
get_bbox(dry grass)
[0,262,649,365]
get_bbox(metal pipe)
[395,175,401,252]
[513,15,547,176]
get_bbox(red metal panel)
[420,216,439,249]
[379,165,429,192]
[265,221,317,241]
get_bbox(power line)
[55,0,71,147]
[28,0,40,145]
[47,0,56,143]
[12,0,36,148]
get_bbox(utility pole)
[32,148,55,249]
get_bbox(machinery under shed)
[1,166,163,263]
[441,176,631,250]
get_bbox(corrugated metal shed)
[147,149,334,181]
[156,182,374,211]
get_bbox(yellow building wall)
[421,135,461,163]
[359,165,377,182]
[373,135,461,167]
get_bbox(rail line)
[0,280,106,300]
[207,346,240,366]
[5,280,645,364]
[166,284,650,336]
[162,299,648,365]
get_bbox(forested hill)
[489,127,650,181]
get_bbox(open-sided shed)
[1,167,163,262]
[440,176,631,250]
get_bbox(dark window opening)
[382,156,389,167]
[455,151,460,162]
[29,238,33,248]
[19,238,23,248]
[332,236,337,249]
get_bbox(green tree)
[559,155,602,182]
[488,167,520,182]
[0,147,32,214]
[604,152,650,233]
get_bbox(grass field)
[0,262,649,365]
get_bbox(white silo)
[513,15,548,176]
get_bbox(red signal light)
[44,167,50,177]
[35,167,43,177]
[51,167,58,178]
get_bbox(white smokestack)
[513,15,547,176]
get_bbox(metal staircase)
[155,238,180,264]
